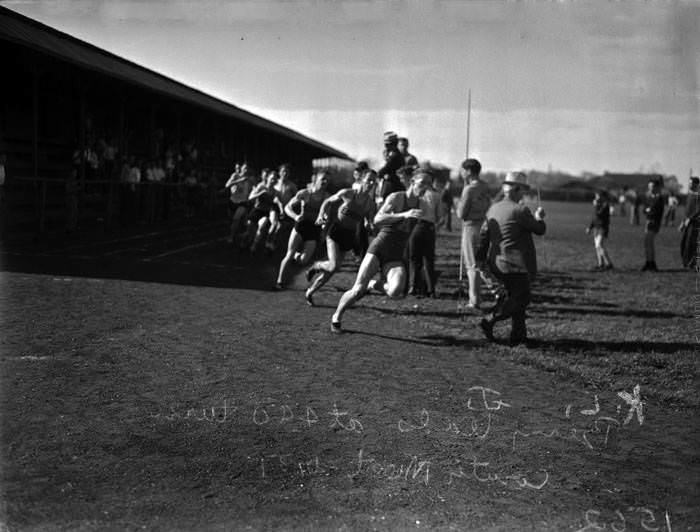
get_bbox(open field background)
[1,201,698,531]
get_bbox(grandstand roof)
[0,6,351,160]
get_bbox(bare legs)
[594,234,613,268]
[265,210,280,250]
[331,255,406,329]
[276,230,317,286]
[307,237,345,299]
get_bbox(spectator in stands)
[641,178,664,271]
[397,137,419,169]
[586,190,614,271]
[0,153,7,236]
[225,163,255,245]
[65,167,80,233]
[275,169,330,289]
[268,163,297,251]
[100,138,118,181]
[162,146,179,221]
[183,168,199,219]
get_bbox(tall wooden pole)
[459,89,471,290]
[466,89,471,158]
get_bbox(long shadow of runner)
[360,304,466,319]
[341,328,484,348]
[534,306,686,319]
[526,338,697,354]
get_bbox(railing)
[0,176,229,239]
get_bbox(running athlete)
[266,163,298,251]
[304,170,378,306]
[243,170,282,252]
[224,163,254,245]
[275,170,330,289]
[330,170,432,333]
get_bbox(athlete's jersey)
[337,190,374,230]
[293,188,329,221]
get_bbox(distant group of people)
[584,176,700,273]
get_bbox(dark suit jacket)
[477,198,546,276]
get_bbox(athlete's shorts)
[295,219,322,242]
[592,226,609,239]
[645,221,660,234]
[328,223,357,252]
[248,208,270,224]
[367,230,409,267]
[229,200,249,215]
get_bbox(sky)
[4,0,699,184]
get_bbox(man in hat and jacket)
[476,171,546,345]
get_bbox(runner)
[304,170,378,306]
[267,163,298,251]
[274,170,330,289]
[242,169,282,253]
[329,169,432,333]
[224,163,254,245]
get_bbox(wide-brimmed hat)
[503,171,530,189]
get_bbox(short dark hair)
[398,137,409,144]
[355,161,369,173]
[396,165,414,177]
[461,158,481,176]
[278,163,291,173]
[690,176,699,186]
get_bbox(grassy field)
[1,200,698,531]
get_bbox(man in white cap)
[476,171,546,345]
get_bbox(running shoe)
[330,321,342,334]
[305,266,317,283]
[304,290,314,307]
[273,282,284,291]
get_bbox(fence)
[0,175,229,239]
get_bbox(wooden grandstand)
[0,6,351,237]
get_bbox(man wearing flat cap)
[476,171,546,345]
[377,131,406,204]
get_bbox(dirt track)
[1,202,698,531]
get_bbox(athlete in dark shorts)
[304,170,378,306]
[275,170,330,289]
[224,163,254,245]
[242,170,282,252]
[330,170,433,333]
